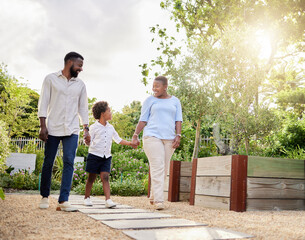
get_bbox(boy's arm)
[119,140,137,149]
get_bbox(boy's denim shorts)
[85,153,112,174]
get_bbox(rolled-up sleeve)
[78,84,89,125]
[38,77,51,118]
[175,98,183,122]
[139,97,152,122]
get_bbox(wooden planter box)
[148,161,192,202]
[189,155,305,212]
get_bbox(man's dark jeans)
[40,134,78,202]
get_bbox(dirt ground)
[1,193,305,240]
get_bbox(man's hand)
[39,127,48,142]
[84,130,91,145]
[130,142,138,149]
[172,135,181,148]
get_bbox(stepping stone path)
[51,195,254,240]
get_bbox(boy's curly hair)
[92,101,108,119]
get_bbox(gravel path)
[1,194,305,240]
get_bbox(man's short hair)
[64,52,84,63]
[92,101,108,119]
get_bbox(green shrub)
[111,151,149,181]
[0,170,61,191]
[72,162,87,187]
[76,145,88,158]
[73,177,147,196]
[0,120,10,173]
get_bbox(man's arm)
[39,117,48,142]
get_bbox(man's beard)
[70,65,79,78]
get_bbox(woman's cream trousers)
[143,136,175,203]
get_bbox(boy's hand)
[132,135,140,146]
[130,142,138,149]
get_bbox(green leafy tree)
[110,101,142,138]
[140,0,305,155]
[0,64,39,138]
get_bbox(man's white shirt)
[38,71,89,136]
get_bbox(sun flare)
[255,30,272,60]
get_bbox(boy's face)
[101,107,112,121]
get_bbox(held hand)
[84,131,91,145]
[132,135,140,146]
[130,142,138,149]
[172,136,181,148]
[39,127,48,142]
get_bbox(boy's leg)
[40,135,61,198]
[85,173,97,198]
[58,134,78,203]
[100,172,110,200]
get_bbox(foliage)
[111,101,142,138]
[0,64,39,138]
[72,162,87,188]
[54,156,64,181]
[0,120,10,173]
[0,169,60,190]
[74,176,147,196]
[111,149,149,181]
[76,144,89,158]
[0,187,4,200]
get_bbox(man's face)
[69,58,83,78]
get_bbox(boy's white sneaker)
[105,199,116,208]
[56,202,78,212]
[84,197,93,206]
[39,197,49,209]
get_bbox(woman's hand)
[132,134,140,146]
[172,135,181,148]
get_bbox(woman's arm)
[172,121,182,148]
[132,121,147,146]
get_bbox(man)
[38,52,90,211]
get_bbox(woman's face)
[152,80,167,98]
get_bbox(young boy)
[84,101,136,207]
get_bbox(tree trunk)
[213,123,231,155]
[192,119,201,159]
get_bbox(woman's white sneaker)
[84,197,93,206]
[105,199,116,208]
[39,197,49,209]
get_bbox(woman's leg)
[100,172,110,200]
[85,173,97,198]
[162,140,175,180]
[143,137,166,203]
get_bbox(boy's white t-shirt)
[88,121,122,158]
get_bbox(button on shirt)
[88,121,122,158]
[38,71,89,136]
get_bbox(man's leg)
[40,135,61,198]
[58,134,78,203]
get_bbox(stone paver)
[50,195,253,240]
[79,208,150,214]
[101,218,207,230]
[89,212,171,221]
[123,227,254,240]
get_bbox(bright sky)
[0,0,177,112]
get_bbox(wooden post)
[230,155,248,212]
[189,158,198,205]
[168,161,181,202]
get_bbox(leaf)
[0,187,5,200]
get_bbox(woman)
[132,76,182,210]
